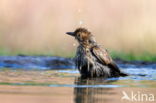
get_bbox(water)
[0,56,156,103]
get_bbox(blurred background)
[0,0,156,57]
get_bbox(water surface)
[0,56,156,103]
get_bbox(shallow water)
[0,56,156,103]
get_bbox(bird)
[66,28,128,78]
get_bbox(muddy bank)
[0,56,156,70]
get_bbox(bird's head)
[66,28,96,45]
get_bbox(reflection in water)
[74,77,118,103]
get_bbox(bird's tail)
[119,72,129,77]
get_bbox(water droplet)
[78,9,81,13]
[79,20,83,25]
[73,43,76,47]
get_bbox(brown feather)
[92,46,112,65]
[66,28,128,78]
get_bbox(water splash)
[73,43,76,47]
[79,20,83,25]
[78,9,81,13]
[77,8,84,26]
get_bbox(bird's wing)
[91,46,121,73]
[91,46,113,65]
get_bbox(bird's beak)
[66,32,75,36]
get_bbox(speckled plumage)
[66,28,128,78]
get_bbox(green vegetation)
[0,48,156,61]
[110,51,156,62]
[0,48,75,57]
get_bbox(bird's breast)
[75,46,94,66]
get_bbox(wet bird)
[66,28,128,78]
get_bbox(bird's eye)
[77,33,81,37]
[77,33,81,38]
[76,33,83,41]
